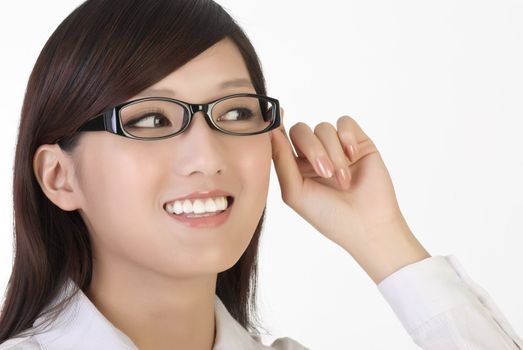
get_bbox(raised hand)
[270,111,430,284]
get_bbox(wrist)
[341,215,431,285]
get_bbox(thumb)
[270,107,303,204]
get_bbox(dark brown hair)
[0,0,268,342]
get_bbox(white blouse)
[0,255,521,349]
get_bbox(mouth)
[163,195,235,228]
[163,195,235,217]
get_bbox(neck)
[86,255,217,350]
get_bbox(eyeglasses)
[61,93,281,142]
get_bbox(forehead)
[134,37,255,103]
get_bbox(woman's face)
[72,37,271,278]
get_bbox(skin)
[33,37,430,350]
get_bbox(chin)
[202,242,249,273]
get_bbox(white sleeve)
[377,254,523,349]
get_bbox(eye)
[125,113,172,128]
[217,108,255,121]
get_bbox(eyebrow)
[137,78,254,97]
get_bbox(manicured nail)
[315,156,333,178]
[349,145,355,158]
[336,167,351,187]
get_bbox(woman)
[0,0,521,349]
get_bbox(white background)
[1,1,522,348]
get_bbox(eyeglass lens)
[119,96,274,137]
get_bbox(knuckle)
[337,115,354,128]
[289,122,307,135]
[294,121,309,129]
[333,155,349,167]
[314,121,333,134]
[339,115,354,123]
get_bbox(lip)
[164,189,234,206]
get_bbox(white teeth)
[204,198,217,212]
[183,200,193,213]
[173,201,183,215]
[190,198,218,214]
[165,196,230,215]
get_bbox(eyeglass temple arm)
[56,110,114,144]
[78,107,121,133]
[77,113,106,131]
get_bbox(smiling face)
[71,37,272,279]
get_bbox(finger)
[278,110,306,159]
[291,156,326,179]
[314,122,352,190]
[270,109,304,206]
[288,122,335,179]
[336,115,373,162]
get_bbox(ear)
[33,144,82,211]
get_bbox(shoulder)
[0,336,41,350]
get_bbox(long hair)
[0,0,268,342]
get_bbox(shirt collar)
[30,279,270,350]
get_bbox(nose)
[171,111,226,177]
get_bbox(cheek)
[77,138,164,258]
[231,135,272,226]
[83,148,158,214]
[234,134,272,209]
[234,134,271,197]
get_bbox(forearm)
[341,215,431,285]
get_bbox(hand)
[270,110,430,283]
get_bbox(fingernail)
[315,156,333,178]
[336,167,351,187]
[349,145,355,158]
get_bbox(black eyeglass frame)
[61,93,281,142]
